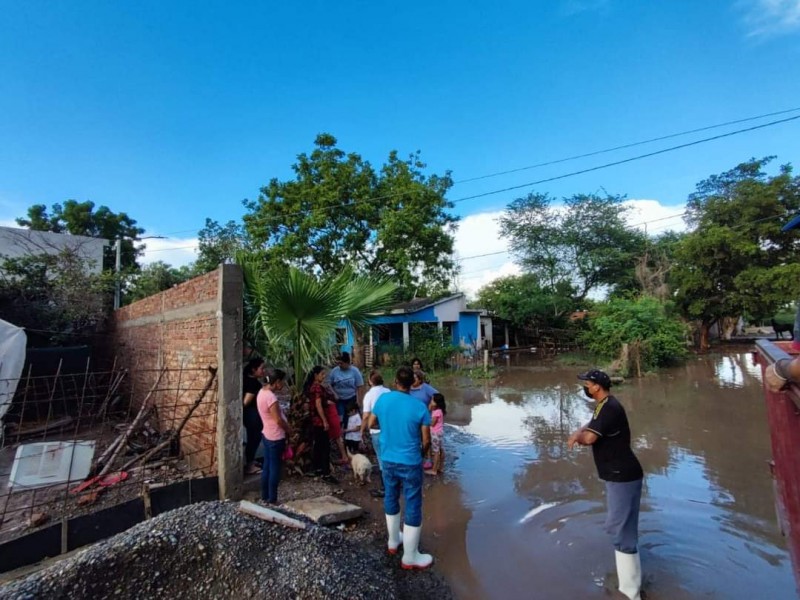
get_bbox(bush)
[582,296,688,372]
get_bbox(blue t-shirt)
[373,390,432,466]
[328,366,364,400]
[408,382,438,406]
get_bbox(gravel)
[0,501,408,600]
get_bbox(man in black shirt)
[568,369,643,600]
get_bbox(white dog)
[347,450,372,485]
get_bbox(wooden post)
[483,349,489,373]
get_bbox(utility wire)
[453,107,800,184]
[151,108,800,237]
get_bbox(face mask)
[583,386,594,399]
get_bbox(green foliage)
[195,219,249,274]
[475,273,577,328]
[0,251,114,345]
[125,261,198,303]
[499,192,646,302]
[673,158,800,342]
[409,325,459,370]
[583,296,688,371]
[236,251,396,389]
[17,200,144,270]
[242,134,458,300]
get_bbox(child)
[426,393,446,476]
[344,402,363,455]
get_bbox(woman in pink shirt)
[257,369,292,503]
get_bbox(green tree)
[0,251,114,345]
[237,253,396,390]
[242,134,458,300]
[583,296,688,375]
[16,200,145,270]
[475,273,577,328]
[125,261,197,303]
[672,157,800,350]
[499,192,646,303]
[195,218,249,274]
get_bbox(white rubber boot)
[385,513,403,555]
[615,550,642,600]
[401,525,433,570]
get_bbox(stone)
[282,496,363,526]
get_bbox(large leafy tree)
[16,200,144,270]
[475,273,577,328]
[499,192,646,302]
[242,134,458,300]
[672,157,800,350]
[237,253,397,390]
[194,218,249,274]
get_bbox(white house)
[0,226,107,274]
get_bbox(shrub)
[582,296,688,372]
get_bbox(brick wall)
[112,270,221,474]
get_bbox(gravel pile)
[0,501,399,600]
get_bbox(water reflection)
[424,352,795,599]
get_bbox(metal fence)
[0,362,218,544]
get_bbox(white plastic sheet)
[0,318,27,435]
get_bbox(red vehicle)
[755,339,800,596]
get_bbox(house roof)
[388,293,466,314]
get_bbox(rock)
[283,495,363,525]
[29,512,49,527]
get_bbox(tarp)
[0,318,27,437]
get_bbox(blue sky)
[1,1,799,293]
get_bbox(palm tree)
[237,254,397,391]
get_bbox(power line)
[453,106,800,184]
[444,114,800,206]
[149,107,800,238]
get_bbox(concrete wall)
[111,265,243,500]
[0,226,106,274]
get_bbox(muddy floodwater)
[424,351,796,599]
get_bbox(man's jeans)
[371,431,383,471]
[605,479,642,554]
[261,436,286,504]
[382,460,423,527]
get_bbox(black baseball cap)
[578,369,612,389]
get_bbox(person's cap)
[783,213,800,231]
[578,369,612,389]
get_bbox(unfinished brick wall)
[110,265,241,488]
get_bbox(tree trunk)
[699,322,711,352]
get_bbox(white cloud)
[139,236,198,267]
[454,199,686,299]
[740,0,800,37]
[453,211,519,299]
[623,199,687,235]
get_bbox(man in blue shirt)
[328,351,364,427]
[369,365,433,570]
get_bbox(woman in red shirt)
[304,366,340,484]
[256,369,292,503]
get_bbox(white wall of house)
[433,295,467,323]
[0,226,107,274]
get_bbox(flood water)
[424,351,797,599]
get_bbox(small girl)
[426,393,446,476]
[344,402,362,455]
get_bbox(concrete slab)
[282,495,363,525]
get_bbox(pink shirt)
[257,388,286,441]
[431,408,444,435]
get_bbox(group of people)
[240,352,447,498]
[242,354,642,599]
